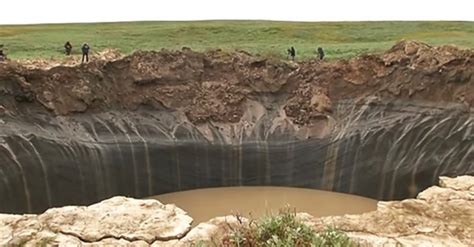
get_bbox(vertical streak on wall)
[131,124,153,195]
[171,123,183,191]
[66,143,87,203]
[0,143,32,213]
[386,117,418,199]
[0,168,12,208]
[348,135,361,194]
[264,141,271,185]
[124,130,139,197]
[287,140,295,186]
[92,118,127,195]
[238,144,243,186]
[322,140,339,191]
[220,142,226,187]
[174,141,182,191]
[327,142,337,190]
[92,143,107,199]
[230,143,235,186]
[18,135,53,208]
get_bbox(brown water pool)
[151,186,377,225]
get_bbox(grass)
[223,208,352,247]
[0,21,473,60]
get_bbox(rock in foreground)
[0,197,193,246]
[303,175,474,246]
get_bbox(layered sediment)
[0,40,473,214]
[1,176,472,246]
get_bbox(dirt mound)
[0,41,472,125]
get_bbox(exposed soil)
[0,40,472,125]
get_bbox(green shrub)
[224,208,352,247]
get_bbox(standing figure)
[64,41,72,55]
[0,45,6,62]
[287,46,296,61]
[81,43,90,63]
[317,47,325,60]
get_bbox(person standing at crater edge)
[287,46,296,61]
[317,47,325,60]
[64,41,72,55]
[0,44,6,62]
[81,43,90,63]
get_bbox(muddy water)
[152,186,377,225]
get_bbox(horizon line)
[1,19,472,26]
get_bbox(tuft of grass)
[312,227,353,247]
[0,21,472,60]
[224,208,352,247]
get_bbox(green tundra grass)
[0,21,473,60]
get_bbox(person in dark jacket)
[0,45,6,61]
[64,41,72,55]
[317,47,325,60]
[81,43,90,63]
[287,46,296,61]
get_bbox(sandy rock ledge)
[301,175,474,246]
[0,197,193,246]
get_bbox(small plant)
[312,227,352,247]
[223,208,353,247]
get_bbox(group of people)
[287,46,325,61]
[0,42,90,63]
[2,42,323,64]
[64,41,90,63]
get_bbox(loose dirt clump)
[284,84,331,125]
[187,81,246,123]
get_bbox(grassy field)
[0,21,473,60]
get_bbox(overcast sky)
[1,0,473,24]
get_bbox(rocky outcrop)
[0,176,472,246]
[0,197,192,246]
[302,175,474,246]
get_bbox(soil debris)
[0,40,472,125]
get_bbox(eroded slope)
[1,40,472,124]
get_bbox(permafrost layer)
[0,100,472,213]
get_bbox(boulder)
[0,197,192,246]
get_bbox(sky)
[1,0,473,24]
